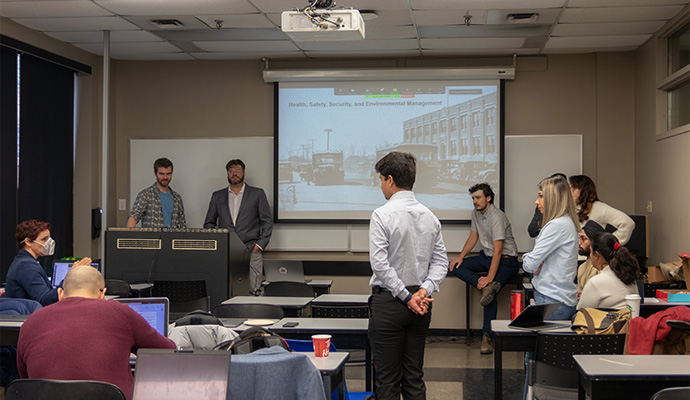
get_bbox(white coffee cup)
[625,294,641,318]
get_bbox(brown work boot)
[480,334,493,354]
[480,281,501,307]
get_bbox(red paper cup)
[312,334,331,358]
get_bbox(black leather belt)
[372,285,421,294]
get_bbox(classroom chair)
[650,387,690,400]
[6,379,125,400]
[528,332,626,400]
[104,279,131,298]
[153,279,210,321]
[264,281,316,297]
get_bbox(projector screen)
[275,79,503,222]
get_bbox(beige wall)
[634,37,690,265]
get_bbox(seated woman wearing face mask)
[5,219,92,306]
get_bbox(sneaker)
[479,281,501,307]
[480,334,493,354]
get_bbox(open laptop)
[132,349,232,400]
[264,260,310,283]
[51,261,100,288]
[116,297,169,336]
[508,302,570,331]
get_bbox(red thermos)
[510,290,524,320]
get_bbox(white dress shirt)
[369,190,449,302]
[228,184,245,226]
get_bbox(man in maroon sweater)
[17,265,175,399]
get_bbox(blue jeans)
[523,290,576,399]
[450,251,519,334]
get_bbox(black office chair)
[153,280,210,321]
[6,379,125,400]
[212,303,284,319]
[650,387,690,400]
[528,333,626,400]
[264,281,315,297]
[312,304,369,318]
[104,279,131,298]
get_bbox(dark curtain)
[0,47,18,283]
[17,53,74,273]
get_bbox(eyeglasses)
[228,169,243,174]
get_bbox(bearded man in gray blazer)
[203,159,273,295]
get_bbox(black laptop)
[508,302,570,331]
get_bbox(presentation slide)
[276,79,502,222]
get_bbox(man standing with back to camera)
[204,159,273,296]
[369,151,448,400]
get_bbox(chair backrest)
[312,305,369,318]
[6,379,125,400]
[536,333,626,370]
[626,215,648,270]
[104,279,131,298]
[264,281,315,297]
[650,387,690,400]
[152,280,207,302]
[170,296,211,322]
[212,303,284,319]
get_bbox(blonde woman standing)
[522,176,580,320]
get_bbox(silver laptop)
[133,349,232,400]
[264,260,310,283]
[51,261,100,288]
[116,297,169,336]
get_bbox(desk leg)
[322,375,332,400]
[466,281,472,345]
[365,339,372,392]
[493,335,502,400]
[578,376,586,400]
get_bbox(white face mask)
[37,237,55,256]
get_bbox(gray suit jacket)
[203,184,273,250]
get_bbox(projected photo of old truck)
[301,152,345,186]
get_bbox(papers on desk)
[644,297,660,303]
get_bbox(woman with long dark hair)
[577,232,641,309]
[569,175,635,245]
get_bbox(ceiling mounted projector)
[281,9,365,41]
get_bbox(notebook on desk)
[508,302,570,331]
[116,297,169,336]
[51,261,100,288]
[264,260,311,283]
[133,349,232,400]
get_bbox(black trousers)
[368,292,431,400]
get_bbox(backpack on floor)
[572,308,631,334]
[214,326,290,354]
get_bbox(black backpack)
[214,326,290,354]
[174,311,224,327]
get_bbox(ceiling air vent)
[150,19,185,29]
[506,13,539,24]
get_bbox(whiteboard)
[504,135,582,252]
[130,135,581,253]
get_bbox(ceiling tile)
[248,0,304,14]
[545,34,652,49]
[410,0,566,11]
[115,52,195,60]
[413,10,486,26]
[560,5,685,23]
[193,40,299,52]
[192,51,306,60]
[12,16,139,31]
[365,25,417,40]
[362,10,413,26]
[74,40,181,55]
[0,1,112,18]
[196,13,276,29]
[541,45,638,54]
[155,28,286,41]
[45,29,163,43]
[345,0,411,11]
[419,25,550,38]
[421,37,525,49]
[568,0,689,6]
[295,38,418,51]
[304,50,421,58]
[553,21,666,36]
[422,48,540,56]
[93,0,257,16]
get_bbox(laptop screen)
[133,349,231,400]
[51,261,100,288]
[116,298,169,336]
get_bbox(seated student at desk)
[5,219,92,306]
[577,232,640,310]
[17,265,175,399]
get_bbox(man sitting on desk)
[127,157,186,228]
[369,151,448,400]
[449,183,519,355]
[204,159,273,296]
[16,266,175,399]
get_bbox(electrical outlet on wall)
[646,200,653,213]
[119,199,127,211]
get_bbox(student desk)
[269,318,372,392]
[305,352,349,400]
[221,296,313,317]
[0,314,27,346]
[574,354,690,400]
[262,280,333,296]
[491,319,572,400]
[640,298,690,317]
